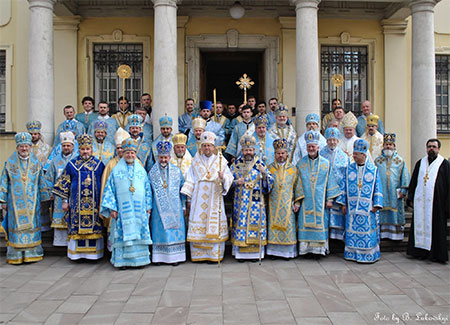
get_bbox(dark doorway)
[200,51,264,107]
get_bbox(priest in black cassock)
[407,138,450,263]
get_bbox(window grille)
[93,44,143,113]
[0,50,6,132]
[321,45,368,117]
[436,55,450,133]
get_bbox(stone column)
[381,20,410,165]
[410,0,438,165]
[152,0,180,136]
[291,0,321,135]
[28,0,55,144]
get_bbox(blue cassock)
[45,150,78,229]
[75,112,99,130]
[53,156,105,240]
[225,121,254,157]
[54,120,85,146]
[178,113,193,134]
[101,158,153,267]
[0,152,50,249]
[186,133,199,157]
[205,119,225,147]
[149,163,186,246]
[292,131,327,166]
[266,111,276,129]
[296,155,340,245]
[254,132,275,166]
[356,115,385,137]
[374,151,410,228]
[44,141,79,171]
[320,145,350,239]
[336,159,383,263]
[88,117,119,145]
[92,140,116,165]
[125,123,153,144]
[230,157,274,248]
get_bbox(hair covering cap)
[114,127,131,146]
[157,141,172,156]
[273,138,288,151]
[127,114,143,128]
[304,130,320,145]
[122,138,138,152]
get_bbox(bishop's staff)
[236,74,254,105]
[117,64,132,101]
[216,145,226,267]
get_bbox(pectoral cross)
[423,172,430,186]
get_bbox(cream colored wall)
[76,17,154,114]
[0,0,29,167]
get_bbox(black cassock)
[407,157,450,263]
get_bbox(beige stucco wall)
[1,3,450,168]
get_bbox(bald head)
[361,100,372,116]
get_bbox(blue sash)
[149,163,181,230]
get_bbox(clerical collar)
[85,111,92,115]
[159,163,168,169]
[98,115,110,120]
[357,163,365,166]
[119,109,128,114]
[243,120,252,124]
[18,155,29,160]
[308,154,319,160]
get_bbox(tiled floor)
[0,252,449,324]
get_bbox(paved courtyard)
[0,252,449,325]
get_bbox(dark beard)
[427,151,437,163]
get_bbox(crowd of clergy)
[1,94,449,268]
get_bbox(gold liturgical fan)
[331,73,344,102]
[117,64,132,101]
[236,73,255,104]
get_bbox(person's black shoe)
[237,259,245,263]
[172,262,179,267]
[119,266,127,270]
[206,261,215,265]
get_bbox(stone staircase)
[1,205,448,255]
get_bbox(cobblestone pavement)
[0,252,449,324]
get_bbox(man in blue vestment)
[92,120,116,165]
[292,113,327,166]
[45,132,78,246]
[252,115,275,166]
[374,133,410,240]
[320,127,349,240]
[101,138,152,269]
[75,96,99,130]
[198,100,225,147]
[128,114,153,172]
[127,106,153,144]
[0,132,50,264]
[225,105,254,161]
[186,117,206,157]
[178,98,195,134]
[230,135,274,261]
[149,141,186,265]
[54,105,85,147]
[152,116,174,160]
[53,135,105,261]
[87,101,119,145]
[296,131,340,258]
[356,100,385,137]
[337,139,383,263]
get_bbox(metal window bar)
[321,46,368,118]
[93,44,143,113]
[0,50,6,132]
[436,55,450,133]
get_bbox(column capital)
[290,0,320,11]
[152,0,180,8]
[381,19,408,35]
[177,16,189,28]
[279,17,296,29]
[28,0,55,11]
[409,0,439,14]
[53,16,82,31]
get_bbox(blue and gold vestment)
[0,152,50,264]
[92,140,116,165]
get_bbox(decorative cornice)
[381,19,408,35]
[177,16,189,28]
[279,17,296,29]
[53,16,82,31]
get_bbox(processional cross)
[236,74,255,104]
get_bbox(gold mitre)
[173,133,187,146]
[192,117,206,130]
[341,112,358,129]
[366,114,379,126]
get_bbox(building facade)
[0,0,449,169]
